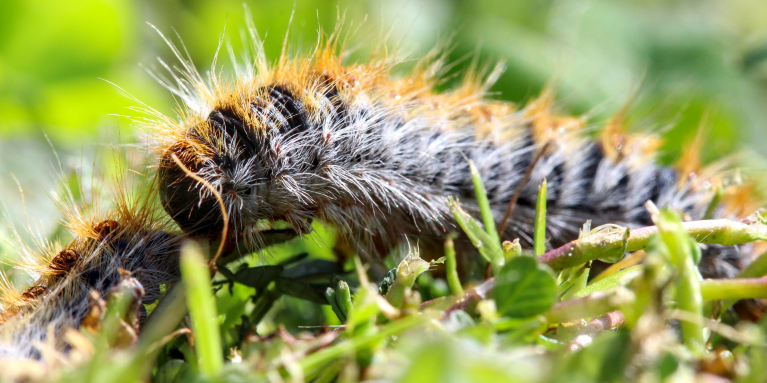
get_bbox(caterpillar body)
[0,182,182,360]
[147,22,758,279]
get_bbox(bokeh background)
[1,0,767,274]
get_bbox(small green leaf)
[575,265,643,298]
[274,277,328,304]
[447,197,505,273]
[233,265,284,290]
[281,259,344,281]
[494,256,557,318]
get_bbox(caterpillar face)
[159,83,341,244]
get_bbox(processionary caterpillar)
[0,173,182,360]
[0,8,761,368]
[144,15,759,280]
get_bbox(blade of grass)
[180,241,223,377]
[138,283,188,350]
[470,161,499,245]
[575,265,643,298]
[590,251,646,283]
[655,210,704,355]
[534,179,547,256]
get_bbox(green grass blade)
[534,179,547,256]
[470,160,499,245]
[445,233,464,296]
[655,210,704,355]
[180,241,223,377]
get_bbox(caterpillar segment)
[146,23,758,279]
[0,183,182,360]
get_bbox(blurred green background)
[2,0,767,262]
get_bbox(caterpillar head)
[158,85,324,247]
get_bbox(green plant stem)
[538,218,767,270]
[180,241,223,377]
[721,250,767,310]
[445,234,464,296]
[701,277,767,300]
[534,179,547,256]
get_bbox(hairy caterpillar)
[0,177,182,360]
[145,17,759,279]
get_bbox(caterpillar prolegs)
[148,23,758,280]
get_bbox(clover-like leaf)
[493,255,557,318]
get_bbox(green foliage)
[3,1,767,382]
[180,241,223,376]
[6,165,767,383]
[493,256,557,318]
[534,179,547,256]
[447,196,505,274]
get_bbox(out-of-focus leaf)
[556,329,632,383]
[575,265,643,299]
[499,317,548,347]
